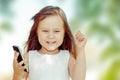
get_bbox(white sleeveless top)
[28,50,70,80]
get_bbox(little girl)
[13,6,87,80]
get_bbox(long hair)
[25,6,76,59]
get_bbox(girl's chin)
[45,47,58,52]
[46,48,57,51]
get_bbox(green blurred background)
[0,0,120,80]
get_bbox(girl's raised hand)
[75,31,87,49]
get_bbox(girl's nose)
[48,32,54,39]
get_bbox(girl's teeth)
[47,41,55,44]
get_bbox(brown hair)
[25,6,76,59]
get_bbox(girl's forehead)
[38,15,64,29]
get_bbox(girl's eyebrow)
[54,28,61,30]
[54,26,64,29]
[39,27,48,29]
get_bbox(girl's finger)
[19,60,25,67]
[75,33,84,41]
[75,31,84,38]
[24,53,29,67]
[13,51,19,63]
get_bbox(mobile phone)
[13,45,23,63]
[12,45,27,72]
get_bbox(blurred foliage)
[0,21,12,32]
[100,41,120,61]
[74,0,103,20]
[0,0,14,16]
[107,0,120,27]
[70,0,103,32]
[72,0,120,80]
[86,22,116,41]
[0,0,14,41]
[100,59,120,80]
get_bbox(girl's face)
[37,15,65,54]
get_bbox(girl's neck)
[39,48,59,55]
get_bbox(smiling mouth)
[46,41,56,44]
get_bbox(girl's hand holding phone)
[13,51,27,80]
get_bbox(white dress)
[28,50,70,80]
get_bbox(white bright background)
[0,0,103,80]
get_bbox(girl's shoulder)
[60,50,70,55]
[60,50,70,59]
[28,50,38,54]
[28,50,37,53]
[60,50,69,53]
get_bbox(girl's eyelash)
[42,30,48,32]
[42,30,60,32]
[55,31,60,32]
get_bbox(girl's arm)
[69,31,87,80]
[73,48,86,80]
[13,52,28,80]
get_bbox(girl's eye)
[42,30,48,32]
[54,30,60,32]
